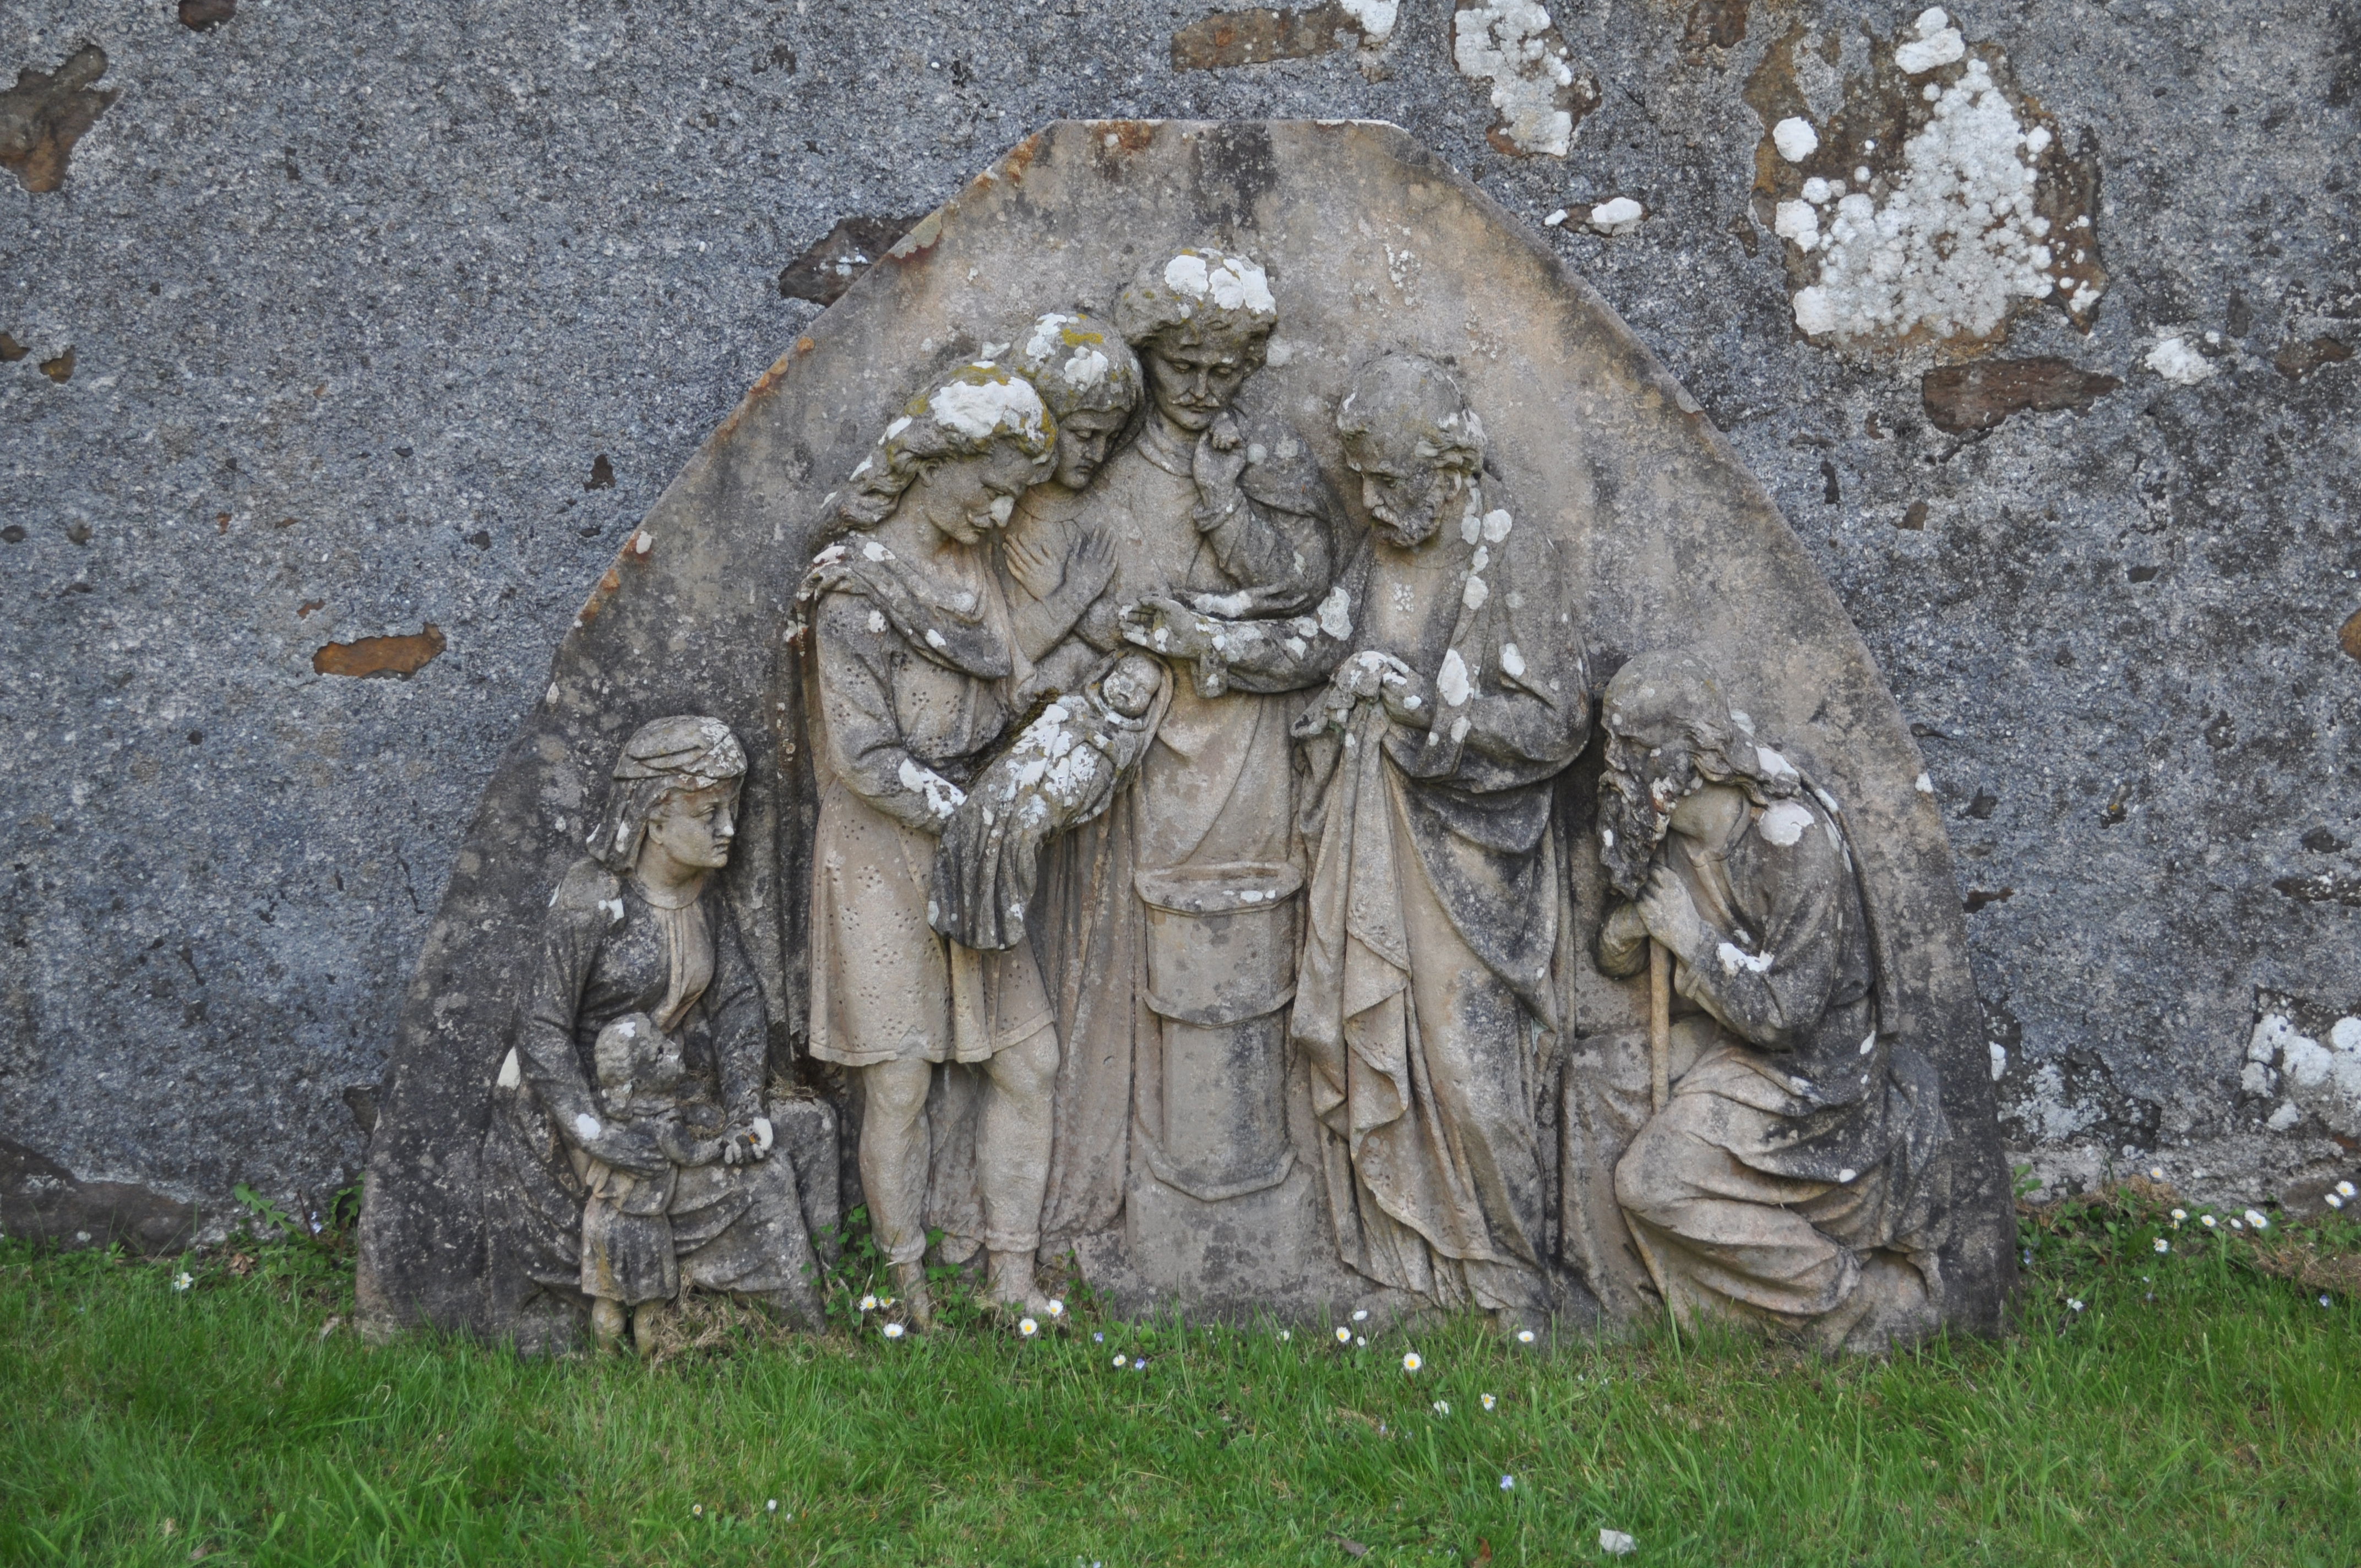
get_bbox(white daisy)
[1481,1393,1497,1411]
[882,1322,906,1340]
[2337,1180,2357,1199]
[1335,1326,1352,1344]
[2201,1215,2217,1229]
[859,1294,878,1312]
[2330,1194,2347,1210]
[2245,1209,2270,1230]
[1432,1400,1450,1415]
[766,1500,779,1514]
[1113,1354,1127,1367]
[1351,1308,1369,1322]
[1516,1329,1536,1345]
[2153,1238,2169,1254]
[1278,1329,1292,1341]
[172,1271,194,1292]
[1355,1335,1368,1348]
[1047,1299,1065,1318]
[692,1505,704,1518]
[2067,1298,2084,1312]
[1019,1317,1039,1337]
[1401,1351,1422,1373]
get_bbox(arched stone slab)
[357,119,2011,1343]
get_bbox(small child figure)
[931,650,1166,951]
[580,1012,723,1354]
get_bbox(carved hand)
[1000,526,1064,598]
[1119,596,1218,663]
[657,1120,726,1168]
[1054,527,1117,609]
[1192,415,1250,505]
[1596,900,1650,977]
[581,1118,673,1179]
[719,1118,771,1167]
[1378,663,1433,729]
[1637,865,1709,964]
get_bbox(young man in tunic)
[1220,352,1592,1327]
[1594,650,1952,1351]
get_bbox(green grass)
[3,1193,2357,1567]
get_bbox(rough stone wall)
[2,0,2354,1244]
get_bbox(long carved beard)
[1597,750,1695,901]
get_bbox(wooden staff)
[1648,939,1672,1114]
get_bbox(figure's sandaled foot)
[890,1261,938,1332]
[986,1250,1057,1321]
[590,1297,628,1355]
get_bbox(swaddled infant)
[931,650,1165,950]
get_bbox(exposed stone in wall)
[0,44,117,193]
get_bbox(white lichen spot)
[1772,116,1820,163]
[1500,643,1526,678]
[1284,635,1309,657]
[1481,508,1513,543]
[924,628,949,651]
[1717,941,1774,976]
[1438,649,1472,707]
[1838,1166,1859,1184]
[1543,208,1569,227]
[2145,336,2217,386]
[1988,1041,2008,1080]
[1760,800,1814,846]
[1893,7,1966,74]
[1316,585,1354,640]
[1860,1032,1878,1057]
[929,373,1049,442]
[496,1048,522,1089]
[1756,745,1799,781]
[1728,709,1754,734]
[1590,197,1644,236]
[1192,589,1255,618]
[1786,55,2089,346]
[868,609,888,634]
[1470,546,1490,574]
[862,540,893,563]
[1461,503,1485,545]
[898,758,966,819]
[1453,0,1581,157]
[1450,715,1472,744]
[1462,575,1490,610]
[599,896,626,925]
[574,1112,603,1142]
[1340,0,1397,44]
[1915,771,1935,794]
[1163,251,1276,314]
[2333,1017,2361,1053]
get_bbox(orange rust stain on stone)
[578,564,625,625]
[997,133,1044,183]
[296,599,324,618]
[312,624,445,679]
[2341,608,2361,664]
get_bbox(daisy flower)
[1335,1326,1352,1344]
[172,1271,194,1292]
[1481,1393,1497,1411]
[1355,1335,1368,1348]
[858,1294,878,1312]
[1278,1329,1292,1341]
[2153,1237,2169,1254]
[1019,1317,1039,1338]
[2066,1298,2084,1312]
[1401,1351,1422,1373]
[1047,1299,1065,1318]
[2170,1208,2186,1226]
[2148,1167,2165,1181]
[1432,1400,1450,1415]
[1515,1329,1537,1345]
[2201,1215,2217,1229]
[2244,1209,2270,1230]
[1351,1308,1369,1322]
[2229,1218,2245,1231]
[2338,1180,2356,1199]
[2329,1194,2346,1210]
[882,1322,906,1340]
[1113,1354,1127,1368]
[692,1505,704,1518]
[766,1500,780,1514]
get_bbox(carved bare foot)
[985,1249,1056,1321]
[890,1260,937,1332]
[590,1297,628,1355]
[630,1299,671,1358]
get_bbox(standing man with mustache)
[1018,248,1340,1257]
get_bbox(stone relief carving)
[357,121,2009,1353]
[480,717,823,1354]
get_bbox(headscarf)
[589,715,747,873]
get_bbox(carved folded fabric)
[931,654,1168,950]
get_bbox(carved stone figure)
[1595,651,1953,1351]
[1218,353,1592,1325]
[798,363,1068,1325]
[1017,248,1340,1264]
[480,716,822,1354]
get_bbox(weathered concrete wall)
[3,0,2354,1244]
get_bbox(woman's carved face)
[641,780,740,876]
[1052,407,1128,491]
[918,443,1044,545]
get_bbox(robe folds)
[1264,492,1593,1314]
[1603,786,1951,1344]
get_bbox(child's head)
[1100,651,1161,718]
[592,1014,673,1093]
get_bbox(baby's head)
[1099,652,1161,718]
[592,1014,677,1097]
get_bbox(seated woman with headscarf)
[483,715,823,1355]
[799,363,1068,1327]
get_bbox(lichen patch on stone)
[1745,13,2105,358]
[1452,0,1600,158]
